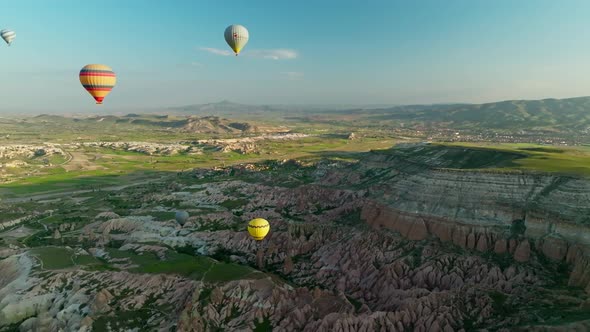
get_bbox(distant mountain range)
[8,96,590,131]
[168,100,275,115]
[28,113,259,135]
[167,100,396,116]
[167,96,590,130]
[335,96,590,130]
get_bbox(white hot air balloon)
[224,24,249,56]
[0,29,16,46]
[175,211,189,226]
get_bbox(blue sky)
[1,0,590,111]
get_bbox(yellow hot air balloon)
[79,64,116,105]
[247,218,270,241]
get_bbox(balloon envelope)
[224,25,249,56]
[79,64,116,104]
[1,29,16,46]
[247,218,270,241]
[175,211,189,225]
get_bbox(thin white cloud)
[281,71,304,80]
[200,47,232,56]
[247,49,298,60]
[199,46,299,60]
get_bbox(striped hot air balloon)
[0,29,16,46]
[224,24,249,56]
[79,64,116,105]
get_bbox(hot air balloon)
[175,211,189,226]
[224,24,249,56]
[79,64,116,105]
[247,218,270,241]
[1,29,16,46]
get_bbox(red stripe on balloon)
[79,73,115,77]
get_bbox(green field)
[0,136,398,197]
[28,247,108,270]
[73,254,102,266]
[3,138,590,201]
[203,262,262,282]
[441,142,590,176]
[29,247,75,269]
[106,248,263,283]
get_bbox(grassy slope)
[106,248,261,282]
[440,142,590,176]
[29,247,75,269]
[26,245,261,283]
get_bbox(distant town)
[385,126,590,146]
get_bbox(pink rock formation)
[494,239,507,254]
[513,240,531,262]
[361,203,428,241]
[541,236,569,262]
